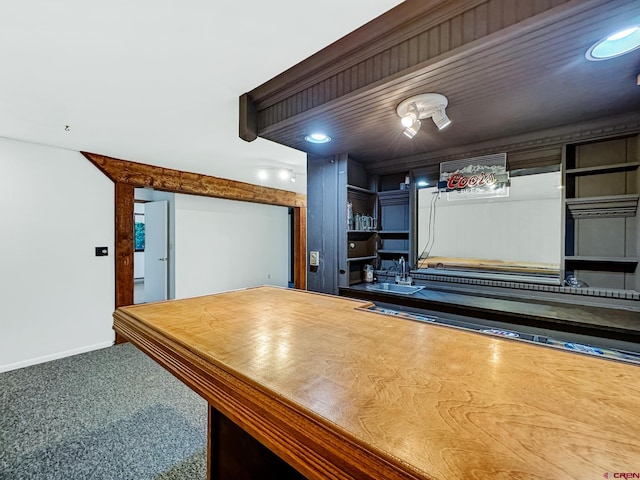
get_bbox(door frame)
[84,152,307,343]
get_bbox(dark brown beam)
[239,93,258,142]
[114,182,135,343]
[83,152,305,208]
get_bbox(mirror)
[416,170,562,284]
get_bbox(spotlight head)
[433,105,452,130]
[401,104,419,128]
[401,113,415,128]
[402,119,421,139]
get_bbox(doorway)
[134,188,174,304]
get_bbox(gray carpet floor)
[0,343,207,480]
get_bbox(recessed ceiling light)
[586,25,640,61]
[304,133,331,144]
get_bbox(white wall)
[0,137,115,372]
[417,172,561,265]
[174,194,289,298]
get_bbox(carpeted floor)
[0,343,207,480]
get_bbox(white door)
[144,200,169,303]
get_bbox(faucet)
[395,256,412,285]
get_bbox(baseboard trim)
[0,340,115,373]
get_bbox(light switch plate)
[310,251,319,267]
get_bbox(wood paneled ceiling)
[240,0,640,175]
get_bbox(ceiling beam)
[83,152,305,208]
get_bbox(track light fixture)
[396,93,451,139]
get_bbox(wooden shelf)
[347,255,377,262]
[378,188,409,194]
[378,249,410,255]
[347,184,376,195]
[565,256,638,273]
[348,230,377,235]
[378,230,410,235]
[565,162,639,176]
[565,256,638,264]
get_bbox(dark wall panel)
[306,155,340,294]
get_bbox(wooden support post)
[114,182,134,343]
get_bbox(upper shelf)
[347,184,376,195]
[565,256,638,274]
[346,255,377,262]
[565,162,639,176]
[565,256,639,264]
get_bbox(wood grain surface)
[114,286,640,479]
[418,256,559,275]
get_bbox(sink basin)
[365,283,425,295]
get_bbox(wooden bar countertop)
[114,286,640,479]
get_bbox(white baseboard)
[0,340,115,373]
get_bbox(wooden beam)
[114,182,135,344]
[239,93,258,142]
[82,152,305,208]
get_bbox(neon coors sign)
[438,153,510,200]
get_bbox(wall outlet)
[309,251,319,267]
